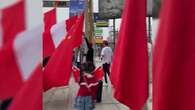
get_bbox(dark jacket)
[85,38,94,63]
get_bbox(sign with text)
[94,13,109,27]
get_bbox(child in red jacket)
[74,62,98,110]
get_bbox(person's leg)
[103,64,108,84]
[106,63,110,76]
[96,80,103,103]
[76,62,81,69]
[75,97,85,110]
[85,96,94,110]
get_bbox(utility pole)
[85,0,94,44]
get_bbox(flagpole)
[148,16,152,45]
[113,18,116,48]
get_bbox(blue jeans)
[74,96,95,110]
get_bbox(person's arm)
[110,48,113,61]
[100,48,105,61]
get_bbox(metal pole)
[148,16,152,44]
[113,18,116,48]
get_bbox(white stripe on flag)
[56,8,69,23]
[0,11,2,48]
[0,0,18,9]
[43,7,55,14]
[14,25,43,81]
[50,21,67,48]
[25,0,43,30]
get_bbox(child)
[74,62,99,110]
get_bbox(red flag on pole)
[72,65,80,83]
[0,25,43,100]
[0,41,22,100]
[49,15,79,49]
[94,66,104,81]
[1,0,25,46]
[69,13,84,48]
[66,15,78,31]
[110,0,148,109]
[43,14,80,58]
[153,0,195,109]
[43,8,56,58]
[43,14,84,91]
[0,1,43,109]
[8,65,42,110]
[43,38,73,91]
[0,0,26,99]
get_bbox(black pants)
[103,63,110,84]
[0,98,12,110]
[96,80,103,103]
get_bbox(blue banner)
[69,0,86,17]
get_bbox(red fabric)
[66,15,78,31]
[110,0,129,89]
[43,8,56,58]
[110,0,148,109]
[0,42,23,100]
[153,0,195,110]
[43,14,84,91]
[94,66,104,81]
[0,1,25,100]
[84,75,98,100]
[77,84,92,97]
[43,39,73,91]
[72,66,104,83]
[8,65,42,110]
[72,66,80,83]
[77,75,98,99]
[68,13,84,48]
[1,0,25,46]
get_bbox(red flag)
[69,13,84,48]
[49,15,79,49]
[72,65,104,83]
[43,14,84,91]
[0,25,43,100]
[44,8,56,31]
[43,13,80,58]
[0,0,25,99]
[110,0,148,109]
[94,66,104,81]
[153,0,195,109]
[0,42,23,100]
[66,15,78,31]
[1,0,25,46]
[72,65,80,83]
[8,65,42,110]
[43,8,56,58]
[43,39,73,91]
[0,1,43,110]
